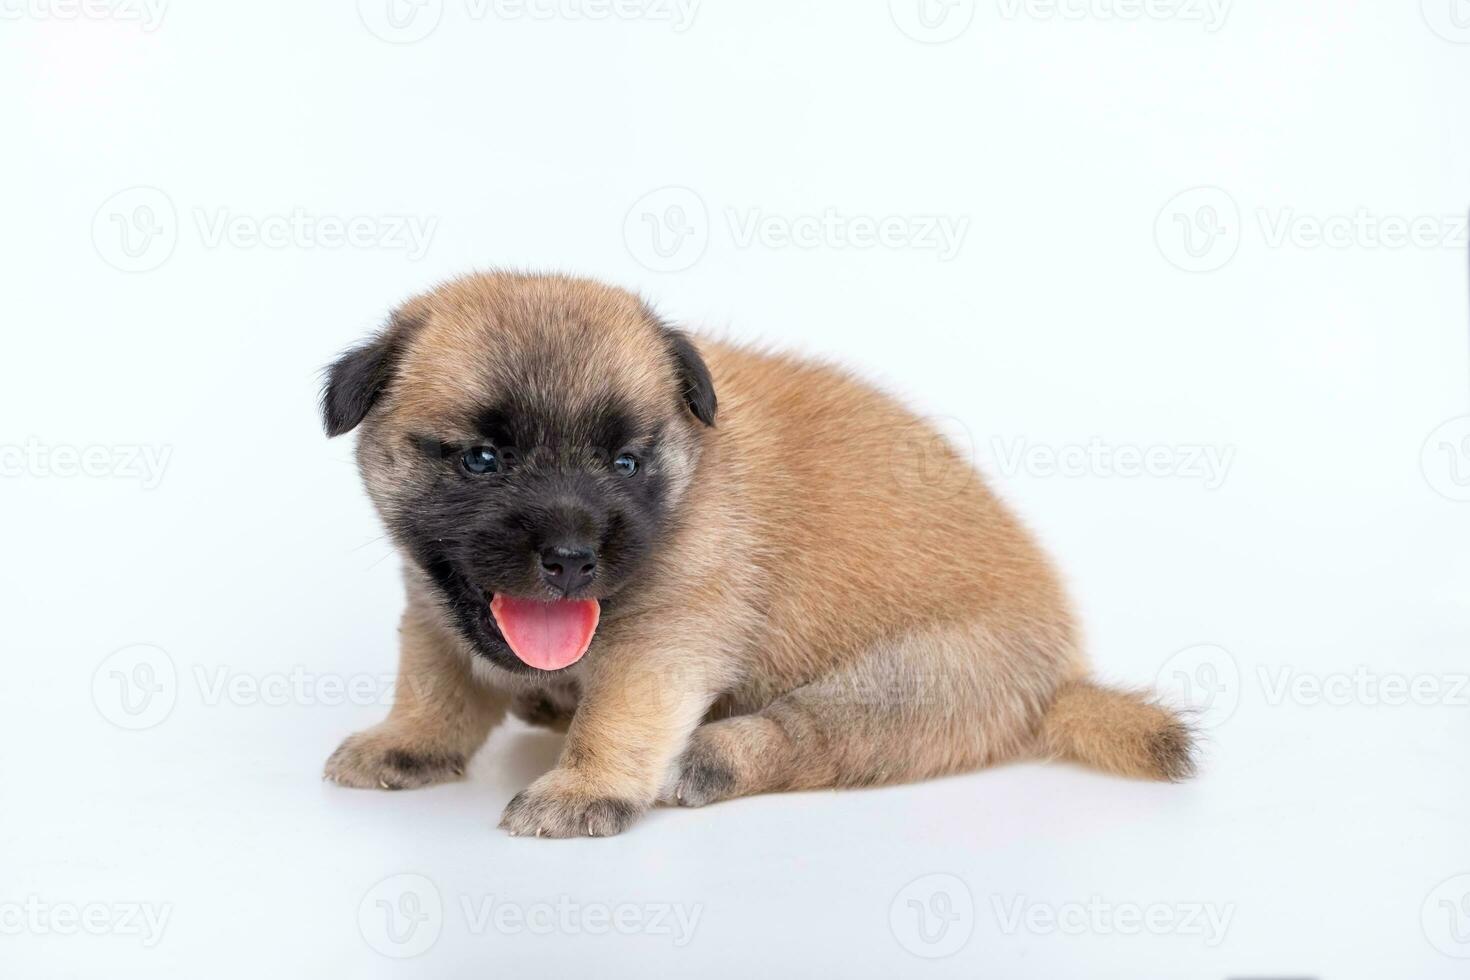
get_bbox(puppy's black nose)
[540,546,596,595]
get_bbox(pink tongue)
[489,595,600,671]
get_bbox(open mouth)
[424,555,602,673]
[487,593,601,671]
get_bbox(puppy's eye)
[613,453,638,477]
[461,446,500,475]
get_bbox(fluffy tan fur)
[322,272,1196,837]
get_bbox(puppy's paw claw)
[668,758,737,808]
[323,730,466,791]
[661,729,743,808]
[498,771,641,838]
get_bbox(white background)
[2,1,1468,976]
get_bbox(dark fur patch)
[588,406,639,457]
[511,694,574,729]
[584,798,639,835]
[321,308,425,436]
[473,405,519,447]
[383,749,464,777]
[322,334,401,436]
[1147,721,1197,782]
[389,396,674,671]
[674,758,737,807]
[474,397,644,461]
[661,326,717,426]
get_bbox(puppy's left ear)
[661,327,717,427]
[321,335,398,436]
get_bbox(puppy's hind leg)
[664,620,1067,807]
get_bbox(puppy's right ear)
[320,330,404,437]
[661,326,717,427]
[321,305,425,437]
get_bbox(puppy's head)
[322,272,716,674]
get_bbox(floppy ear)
[662,327,717,427]
[320,330,404,437]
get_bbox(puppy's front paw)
[498,769,642,838]
[324,727,466,790]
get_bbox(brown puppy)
[321,271,1194,837]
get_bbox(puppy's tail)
[1037,679,1197,782]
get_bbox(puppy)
[321,271,1195,837]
